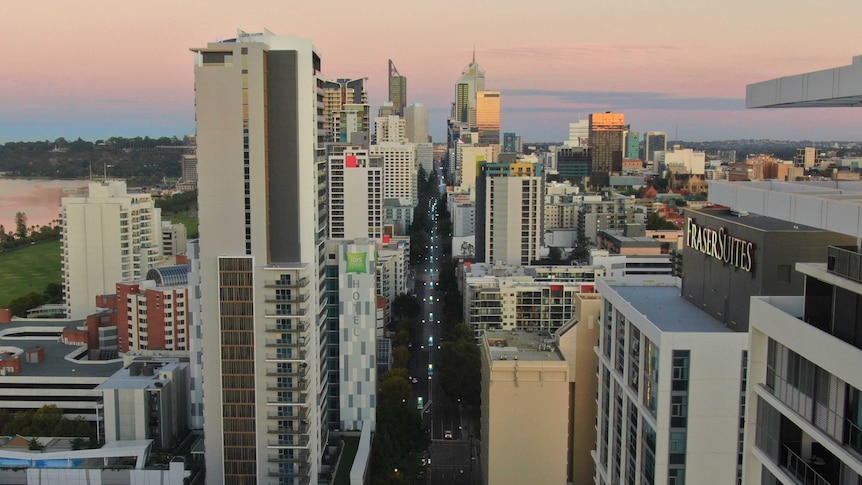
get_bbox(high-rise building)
[327,145,383,240]
[322,77,367,143]
[564,120,589,148]
[625,130,640,160]
[589,112,626,187]
[374,115,406,143]
[594,276,748,485]
[372,142,417,207]
[557,147,592,182]
[388,60,407,116]
[192,30,327,484]
[116,265,190,353]
[331,104,370,144]
[61,180,162,319]
[502,132,519,153]
[476,90,501,145]
[484,162,544,265]
[404,103,428,143]
[644,131,668,164]
[454,53,486,128]
[794,146,818,168]
[323,239,377,432]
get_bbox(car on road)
[411,377,418,384]
[444,430,453,440]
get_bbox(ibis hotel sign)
[686,217,754,272]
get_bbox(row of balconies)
[264,277,310,289]
[266,378,310,392]
[266,350,307,361]
[266,392,309,406]
[265,322,309,333]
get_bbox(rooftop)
[604,278,732,333]
[687,207,824,232]
[747,55,862,108]
[484,329,565,361]
[0,320,122,378]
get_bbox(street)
[407,165,479,484]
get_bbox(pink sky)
[3,0,862,142]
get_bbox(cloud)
[501,89,744,111]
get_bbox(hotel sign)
[685,217,754,272]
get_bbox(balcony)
[266,365,309,378]
[266,378,310,392]
[265,293,310,304]
[267,450,310,463]
[267,422,310,435]
[827,246,862,283]
[267,435,310,447]
[265,338,307,348]
[265,308,308,318]
[267,408,309,420]
[264,277,310,289]
[265,350,307,361]
[265,322,308,333]
[266,470,311,484]
[266,392,309,405]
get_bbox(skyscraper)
[404,103,428,143]
[589,112,626,187]
[454,52,486,128]
[476,90,501,144]
[192,30,326,484]
[624,130,640,160]
[388,59,407,116]
[61,180,162,319]
[644,131,668,164]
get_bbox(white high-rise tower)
[193,29,326,484]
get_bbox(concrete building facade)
[327,145,383,240]
[192,30,327,484]
[61,180,162,319]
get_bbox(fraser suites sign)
[685,217,754,272]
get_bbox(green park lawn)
[0,239,62,307]
[164,214,199,239]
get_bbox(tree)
[391,294,420,321]
[438,324,481,407]
[7,292,44,317]
[32,405,63,435]
[70,437,87,450]
[27,436,43,451]
[43,283,63,304]
[646,212,677,230]
[549,246,562,263]
[14,212,27,238]
[392,345,410,370]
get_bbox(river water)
[0,179,89,233]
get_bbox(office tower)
[192,30,326,484]
[594,276,748,485]
[331,104,370,144]
[484,162,544,265]
[372,142,417,206]
[61,180,162,319]
[663,145,706,174]
[455,52,486,128]
[327,145,383,240]
[374,115,406,143]
[388,59,407,116]
[476,90,501,144]
[564,120,589,148]
[556,147,591,182]
[414,142,433,174]
[502,132,518,153]
[588,112,626,187]
[625,130,640,160]
[404,103,428,143]
[322,77,367,142]
[644,131,668,164]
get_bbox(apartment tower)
[61,180,162,319]
[192,30,327,484]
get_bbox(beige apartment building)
[480,292,602,484]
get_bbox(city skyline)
[4,1,862,143]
